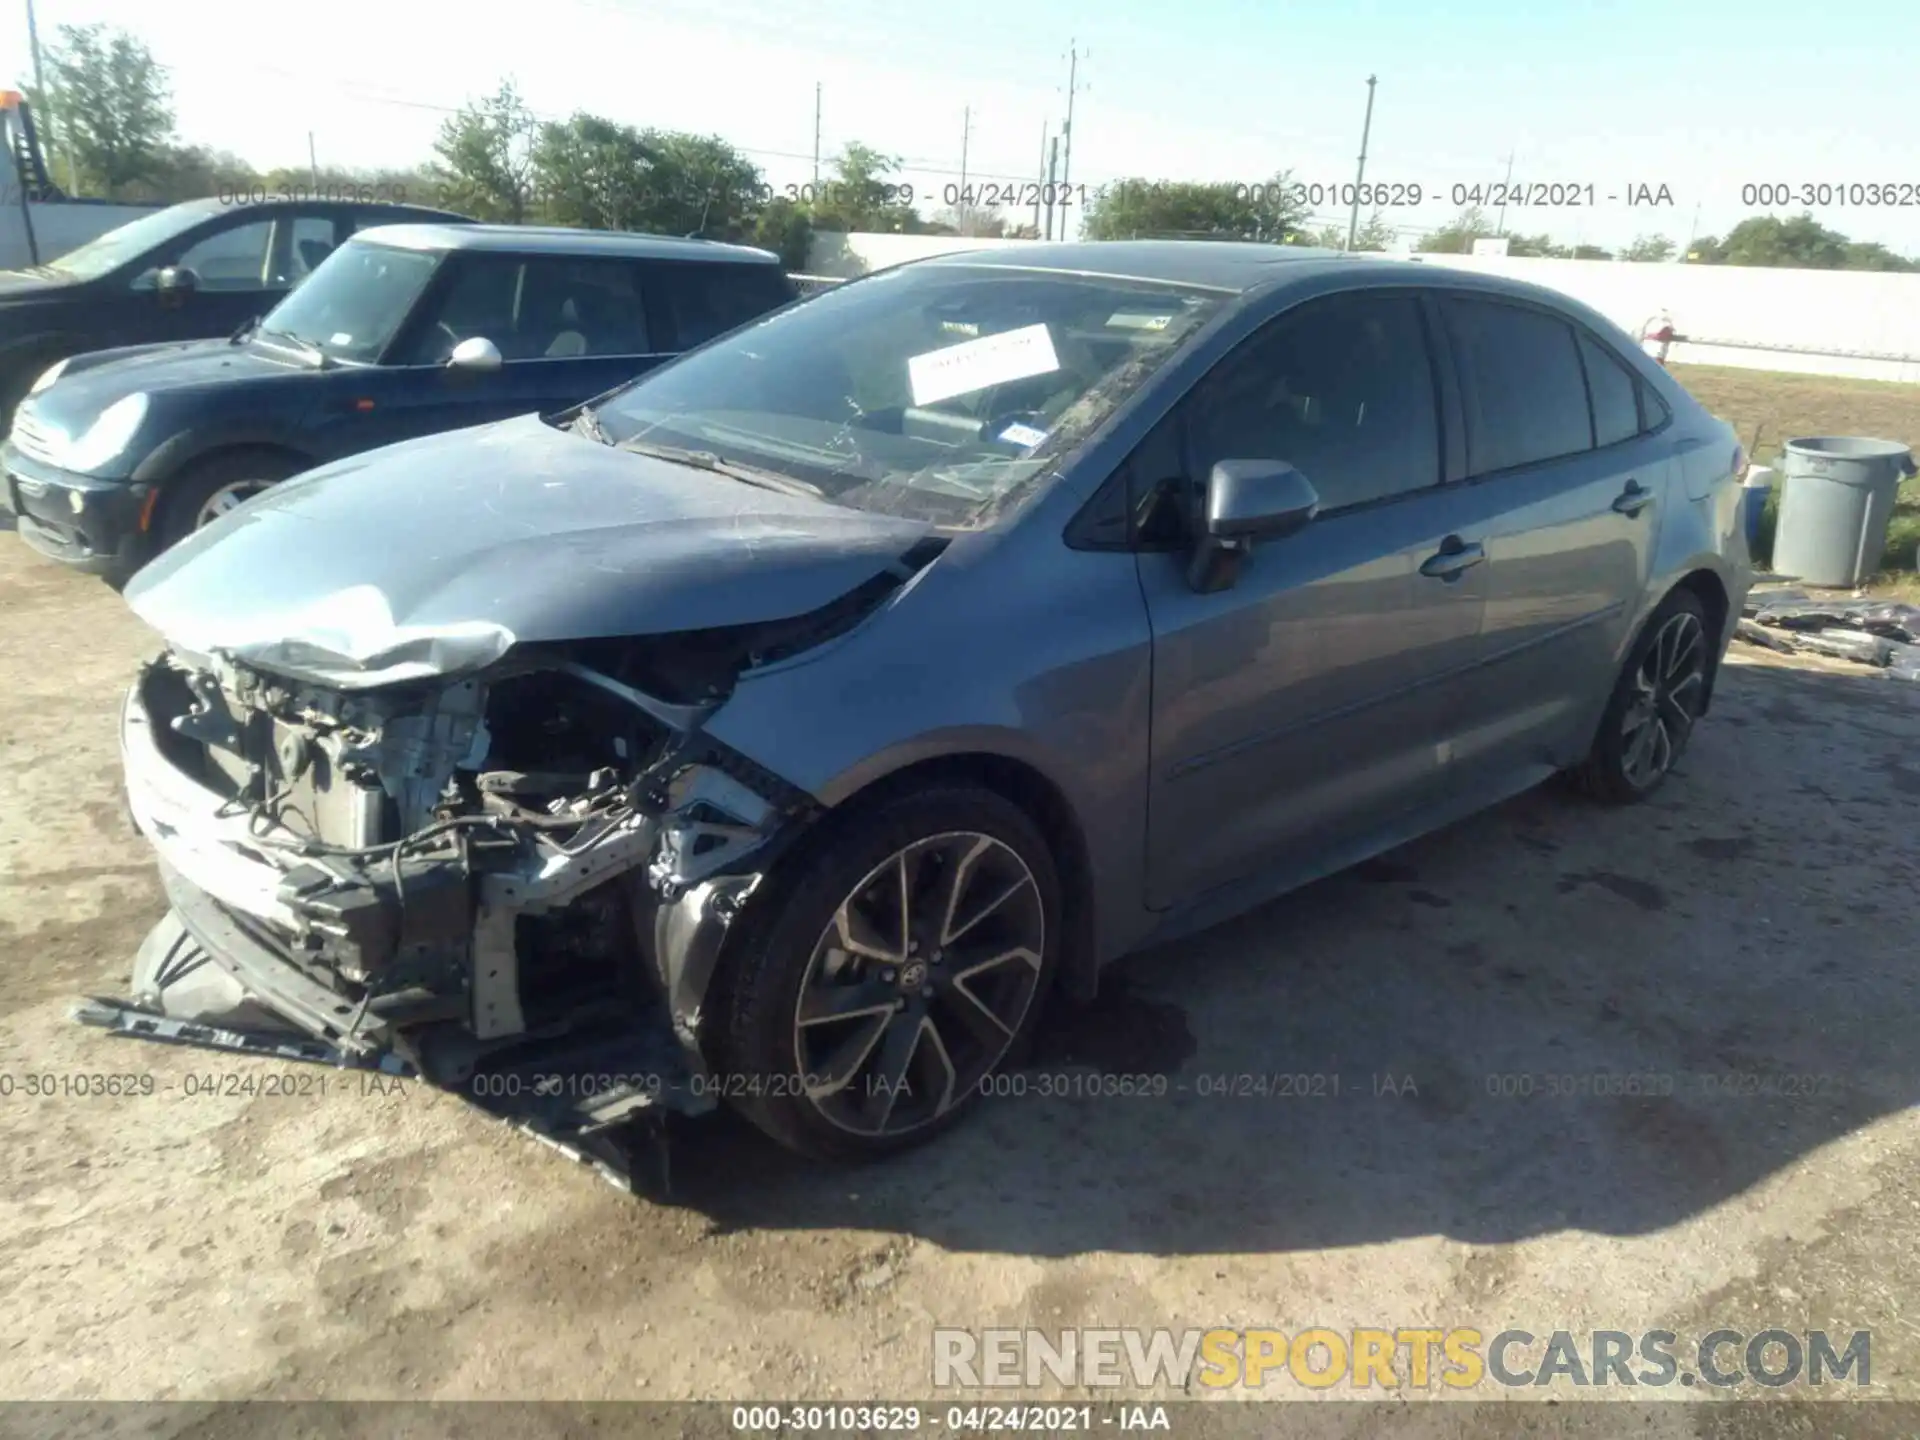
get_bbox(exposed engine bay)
[113,625,834,1144]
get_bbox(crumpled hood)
[124,413,935,688]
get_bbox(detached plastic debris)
[1734,590,1920,678]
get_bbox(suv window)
[283,217,339,284]
[651,262,792,350]
[178,219,273,290]
[1443,297,1593,474]
[1579,331,1640,448]
[1184,290,1442,511]
[405,254,650,361]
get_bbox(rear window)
[650,262,794,350]
[1443,297,1594,476]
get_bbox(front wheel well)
[1670,568,1732,712]
[809,753,1100,1001]
[151,443,311,539]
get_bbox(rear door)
[1431,293,1666,783]
[1138,288,1490,909]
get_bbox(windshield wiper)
[229,315,262,345]
[257,327,332,369]
[617,440,825,499]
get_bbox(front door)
[1138,288,1489,909]
[144,214,288,343]
[310,251,672,459]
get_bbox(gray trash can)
[1771,436,1917,588]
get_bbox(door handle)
[1419,536,1486,580]
[1612,480,1655,516]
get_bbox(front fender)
[132,427,315,485]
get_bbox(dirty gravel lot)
[4,527,1920,1429]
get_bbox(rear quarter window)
[650,262,794,351]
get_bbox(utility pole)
[25,0,73,194]
[1034,121,1049,236]
[959,105,971,200]
[1044,134,1061,240]
[1060,41,1087,237]
[1345,74,1377,251]
[812,82,822,188]
[1496,149,1516,236]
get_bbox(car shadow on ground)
[628,658,1920,1257]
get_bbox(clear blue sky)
[6,0,1920,254]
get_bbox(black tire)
[1570,589,1713,804]
[155,451,299,552]
[709,784,1062,1161]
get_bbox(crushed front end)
[107,634,817,1143]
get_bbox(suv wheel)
[1571,589,1713,803]
[711,786,1061,1160]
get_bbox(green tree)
[35,24,174,197]
[531,114,660,230]
[1305,209,1395,252]
[1417,206,1496,253]
[1081,172,1306,243]
[1841,240,1918,273]
[749,196,814,270]
[1623,233,1676,263]
[629,130,766,239]
[811,143,922,232]
[430,81,540,221]
[1715,214,1848,268]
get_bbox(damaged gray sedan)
[104,243,1751,1160]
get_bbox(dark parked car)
[0,196,472,415]
[2,223,796,580]
[103,242,1751,1164]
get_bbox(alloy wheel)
[194,479,273,529]
[793,831,1045,1137]
[1619,610,1707,790]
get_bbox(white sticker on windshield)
[998,421,1049,449]
[908,323,1059,407]
[329,332,354,346]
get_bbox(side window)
[404,254,523,362]
[177,220,274,290]
[652,262,791,350]
[1183,291,1441,511]
[517,258,650,358]
[1578,331,1640,448]
[1443,297,1593,474]
[1639,381,1672,434]
[285,217,340,283]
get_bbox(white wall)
[0,202,163,270]
[807,231,1920,385]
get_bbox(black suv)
[0,196,473,416]
[2,224,798,581]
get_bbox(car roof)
[157,196,473,223]
[912,240,1396,292]
[349,223,782,265]
[906,239,1624,317]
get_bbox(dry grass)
[1669,363,1920,583]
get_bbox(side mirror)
[446,336,503,372]
[1186,459,1320,594]
[154,265,199,308]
